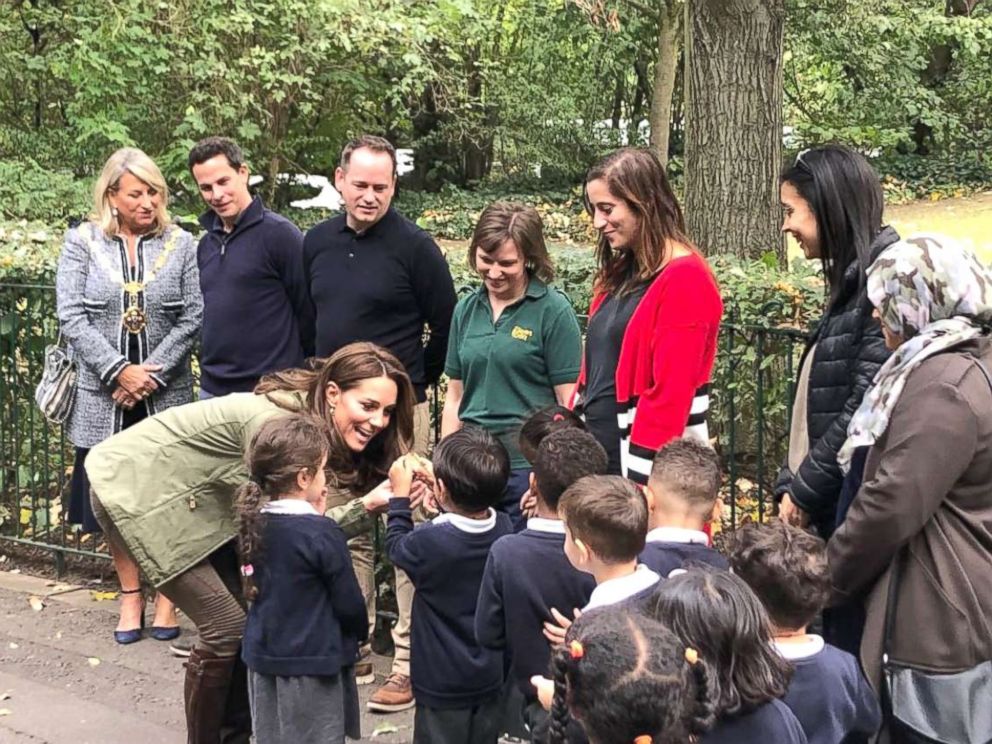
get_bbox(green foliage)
[397,183,596,242]
[876,152,992,203]
[785,0,992,153]
[0,160,91,223]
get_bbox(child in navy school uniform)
[544,606,719,744]
[532,474,661,720]
[516,405,588,519]
[386,426,514,744]
[237,414,369,744]
[642,569,809,744]
[475,428,606,740]
[728,522,881,744]
[640,437,729,577]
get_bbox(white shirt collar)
[645,527,710,545]
[773,634,825,660]
[261,499,319,516]
[584,565,660,610]
[432,508,498,534]
[526,517,566,534]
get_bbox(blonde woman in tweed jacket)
[56,147,203,645]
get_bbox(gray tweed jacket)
[56,221,203,448]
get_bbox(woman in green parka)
[85,342,416,744]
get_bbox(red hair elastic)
[569,640,584,660]
[552,413,565,422]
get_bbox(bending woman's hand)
[779,493,810,527]
[361,480,395,514]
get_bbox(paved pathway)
[0,570,414,743]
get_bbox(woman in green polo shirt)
[440,202,582,530]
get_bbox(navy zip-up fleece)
[197,196,314,395]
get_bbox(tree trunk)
[683,0,786,262]
[650,0,682,166]
[611,75,624,129]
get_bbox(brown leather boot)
[219,654,252,744]
[184,649,239,744]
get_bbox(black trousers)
[413,697,501,744]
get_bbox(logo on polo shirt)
[511,325,533,341]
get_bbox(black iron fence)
[0,283,807,570]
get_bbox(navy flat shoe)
[149,625,181,642]
[114,588,145,645]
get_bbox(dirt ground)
[0,568,415,744]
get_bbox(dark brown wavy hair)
[235,413,330,600]
[584,148,693,295]
[254,342,415,492]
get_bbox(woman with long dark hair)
[776,145,899,538]
[575,148,722,485]
[84,342,415,744]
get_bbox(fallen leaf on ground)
[8,643,18,650]
[87,657,100,667]
[371,723,401,737]
[0,708,10,717]
[90,590,118,601]
[9,569,19,574]
[0,692,10,700]
[28,596,44,612]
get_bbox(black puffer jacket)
[776,226,899,535]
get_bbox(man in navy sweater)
[475,428,605,740]
[728,522,880,744]
[189,137,314,398]
[639,438,729,577]
[386,428,513,744]
[304,134,457,710]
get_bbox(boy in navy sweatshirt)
[475,429,606,740]
[386,427,513,744]
[728,522,880,744]
[640,437,729,577]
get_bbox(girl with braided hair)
[235,413,367,743]
[640,569,808,743]
[543,606,717,744]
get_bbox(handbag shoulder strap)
[883,348,992,660]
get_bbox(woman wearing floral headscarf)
[829,235,992,742]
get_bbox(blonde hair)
[91,147,170,237]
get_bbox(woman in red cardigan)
[574,148,722,485]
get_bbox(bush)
[396,183,595,243]
[0,160,92,225]
[876,152,992,205]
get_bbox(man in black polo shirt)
[190,136,314,398]
[304,135,456,712]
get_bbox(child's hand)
[543,606,581,646]
[408,478,431,511]
[519,488,537,519]
[531,675,554,711]
[388,455,417,498]
[362,480,394,512]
